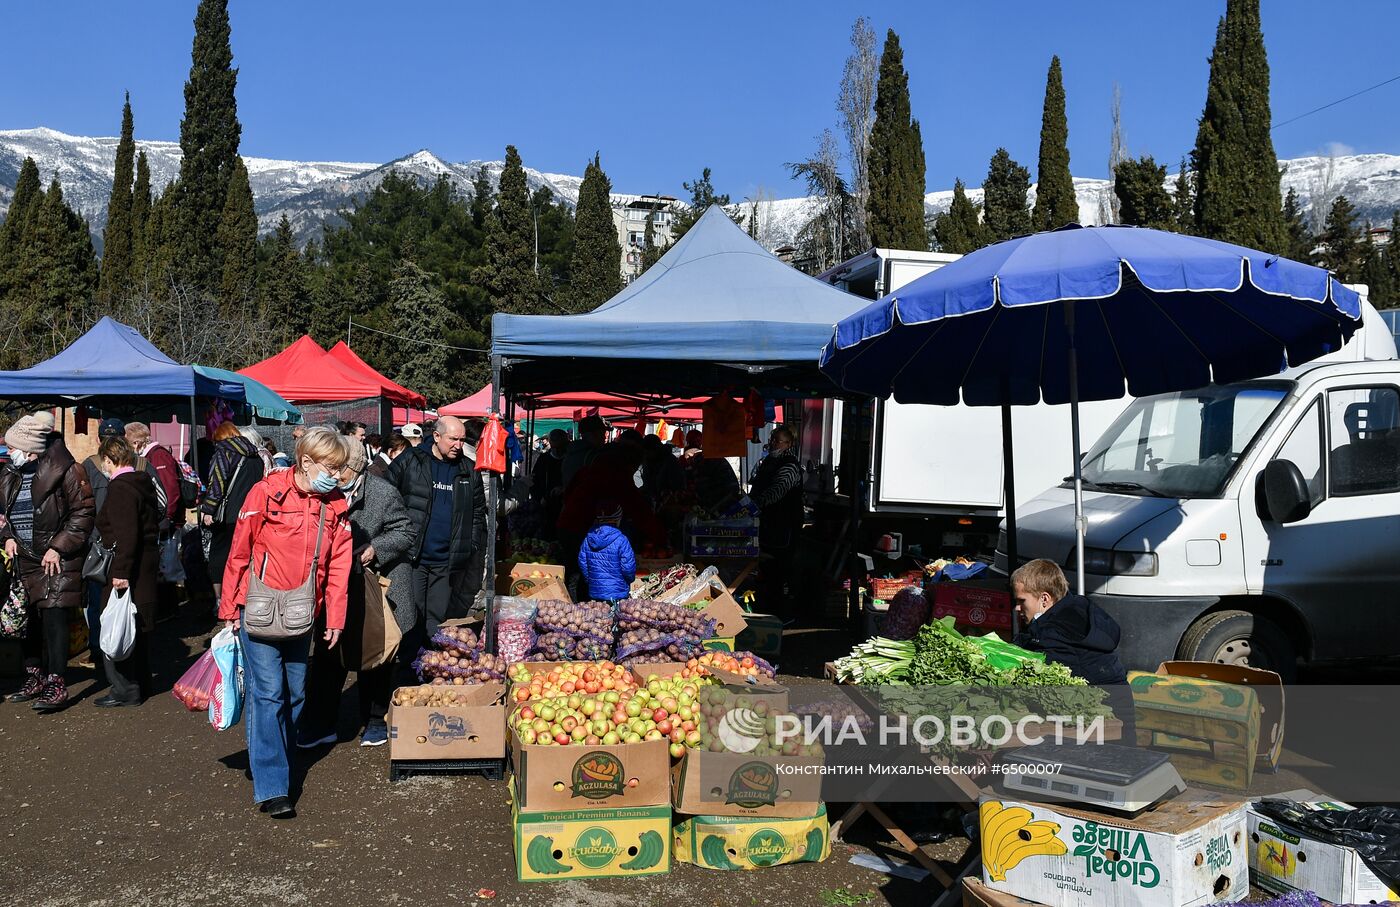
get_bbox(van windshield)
[1078,384,1289,498]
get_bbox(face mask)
[9,450,29,467]
[309,468,339,495]
[338,473,362,494]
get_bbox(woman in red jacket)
[220,427,353,819]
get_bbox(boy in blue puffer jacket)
[578,501,636,602]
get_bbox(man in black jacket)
[749,427,804,623]
[1011,558,1135,742]
[386,415,487,651]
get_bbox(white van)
[999,302,1398,680]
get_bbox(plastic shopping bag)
[99,588,137,661]
[208,627,244,731]
[159,531,186,583]
[171,649,219,711]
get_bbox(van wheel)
[1178,610,1297,682]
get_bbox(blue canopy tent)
[492,205,868,398]
[0,316,247,470]
[193,365,302,425]
[821,224,1362,594]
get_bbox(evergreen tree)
[24,180,98,316]
[470,167,493,230]
[388,258,458,402]
[216,156,258,311]
[1282,187,1313,262]
[932,179,987,253]
[640,212,663,272]
[532,186,575,308]
[982,149,1031,242]
[1387,210,1400,306]
[258,213,307,345]
[140,182,178,291]
[0,157,43,298]
[1032,56,1077,231]
[175,0,243,292]
[1113,156,1174,230]
[1318,195,1361,281]
[866,29,928,249]
[567,153,623,312]
[99,93,137,302]
[1172,159,1194,234]
[1191,0,1287,252]
[130,150,152,279]
[669,167,733,243]
[473,145,540,318]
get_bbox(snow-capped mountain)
[2,126,1398,253]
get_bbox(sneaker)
[296,733,337,749]
[31,675,68,712]
[7,667,43,703]
[360,720,389,747]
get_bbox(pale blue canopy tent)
[192,365,302,424]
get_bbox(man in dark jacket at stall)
[387,415,487,656]
[749,426,804,622]
[1011,558,1135,742]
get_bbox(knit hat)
[5,414,52,454]
[345,438,368,473]
[595,499,623,524]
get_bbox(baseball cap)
[400,423,423,439]
[98,417,125,438]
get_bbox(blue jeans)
[238,623,311,804]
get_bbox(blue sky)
[1,1,1397,199]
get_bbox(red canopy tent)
[327,341,427,409]
[439,386,713,422]
[241,336,382,402]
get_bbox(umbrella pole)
[1001,401,1020,634]
[1066,302,1086,596]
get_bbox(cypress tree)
[982,149,1032,243]
[1191,0,1287,252]
[470,167,494,230]
[640,211,664,272]
[1359,227,1393,307]
[567,153,623,312]
[1032,56,1077,231]
[130,150,152,280]
[99,93,137,302]
[0,157,43,295]
[1113,156,1174,230]
[1318,195,1360,281]
[474,145,540,317]
[932,179,987,254]
[1282,187,1313,262]
[866,29,927,249]
[1387,211,1400,304]
[1172,159,1194,234]
[216,156,258,311]
[389,258,458,402]
[27,179,98,314]
[142,182,178,289]
[175,0,243,292]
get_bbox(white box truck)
[997,300,1398,678]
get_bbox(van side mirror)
[1261,460,1312,523]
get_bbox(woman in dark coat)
[200,421,265,601]
[93,436,162,707]
[0,412,96,711]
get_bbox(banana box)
[510,780,671,882]
[673,804,829,870]
[510,730,671,810]
[979,794,1249,907]
[702,636,736,652]
[672,748,824,818]
[1247,792,1400,905]
[1130,662,1284,774]
[1134,731,1255,792]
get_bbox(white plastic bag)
[159,531,186,583]
[99,588,137,661]
[208,626,244,731]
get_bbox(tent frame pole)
[189,397,200,476]
[1066,301,1086,596]
[484,356,503,655]
[1001,401,1020,634]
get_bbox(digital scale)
[998,743,1187,815]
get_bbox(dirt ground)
[0,612,973,907]
[3,606,1374,907]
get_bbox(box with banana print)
[673,805,830,870]
[979,794,1249,907]
[510,779,671,882]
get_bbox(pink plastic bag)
[171,649,219,712]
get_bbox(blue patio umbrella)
[820,224,1362,593]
